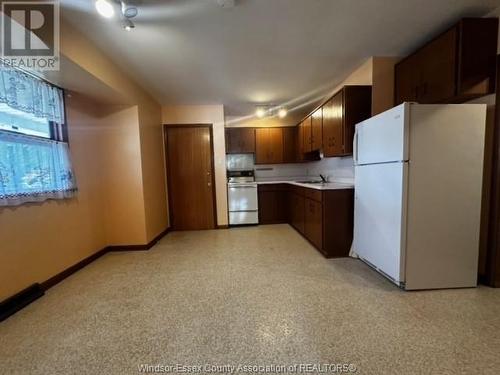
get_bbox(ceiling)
[62,0,500,124]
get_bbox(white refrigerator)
[353,103,486,290]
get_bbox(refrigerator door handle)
[353,130,358,163]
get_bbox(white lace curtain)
[0,65,65,124]
[0,63,76,207]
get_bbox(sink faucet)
[320,174,328,183]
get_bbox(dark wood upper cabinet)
[255,127,283,164]
[303,117,312,153]
[282,126,297,163]
[323,93,343,157]
[343,86,372,155]
[225,128,255,154]
[311,108,323,151]
[395,18,498,105]
[322,86,372,157]
[296,122,305,162]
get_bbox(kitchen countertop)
[255,180,354,190]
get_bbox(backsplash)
[226,154,354,183]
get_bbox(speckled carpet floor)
[1,224,500,374]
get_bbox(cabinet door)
[291,193,305,234]
[311,108,323,151]
[323,189,354,258]
[395,53,421,105]
[304,198,323,250]
[268,127,283,164]
[283,126,296,163]
[239,127,255,153]
[296,123,304,161]
[323,93,344,157]
[303,117,312,153]
[258,184,288,224]
[225,128,255,153]
[343,86,372,155]
[418,27,457,103]
[255,128,270,164]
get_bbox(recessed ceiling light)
[95,0,115,18]
[278,108,287,118]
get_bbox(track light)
[278,108,287,118]
[256,107,266,118]
[95,0,115,18]
[121,1,138,18]
[123,18,135,31]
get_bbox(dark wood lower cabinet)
[305,198,323,250]
[322,189,354,258]
[289,189,305,234]
[258,184,289,224]
[257,183,354,258]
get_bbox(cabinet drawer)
[304,188,322,202]
[258,183,289,192]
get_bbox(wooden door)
[303,117,312,153]
[283,126,296,163]
[304,198,323,249]
[323,93,343,157]
[225,128,255,153]
[311,108,323,151]
[165,126,216,230]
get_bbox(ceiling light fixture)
[256,107,266,118]
[123,18,135,31]
[121,1,138,18]
[95,0,115,18]
[278,108,287,118]
[216,0,236,8]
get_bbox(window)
[0,62,77,206]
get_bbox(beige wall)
[60,20,168,244]
[162,105,228,227]
[0,94,108,300]
[0,20,168,300]
[99,105,148,245]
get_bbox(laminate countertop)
[255,180,354,190]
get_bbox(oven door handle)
[229,185,257,189]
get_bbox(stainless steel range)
[227,170,258,225]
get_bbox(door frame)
[163,124,218,230]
